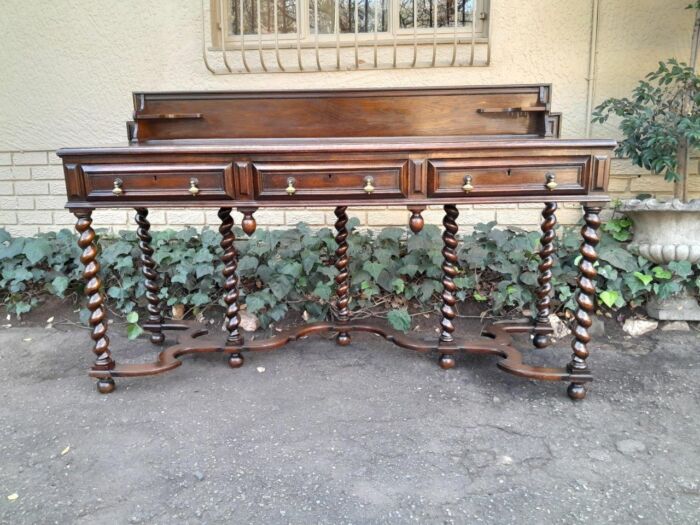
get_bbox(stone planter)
[621,198,700,320]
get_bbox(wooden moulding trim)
[88,319,591,384]
[131,84,555,102]
[56,139,617,158]
[64,194,610,210]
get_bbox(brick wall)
[1,150,698,237]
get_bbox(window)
[204,0,490,72]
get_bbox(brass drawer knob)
[189,177,200,196]
[112,178,124,196]
[545,172,558,191]
[461,175,474,193]
[363,176,375,194]
[286,177,297,196]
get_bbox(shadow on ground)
[0,317,699,524]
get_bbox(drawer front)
[427,157,590,198]
[81,163,235,201]
[251,160,410,200]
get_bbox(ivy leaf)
[190,292,210,306]
[363,261,385,281]
[24,238,52,265]
[14,301,32,315]
[51,276,70,296]
[473,292,488,302]
[126,323,144,340]
[391,278,405,294]
[246,294,267,314]
[0,238,25,260]
[108,286,126,300]
[598,290,620,309]
[633,271,653,286]
[270,275,293,300]
[668,260,693,278]
[126,311,139,324]
[302,253,317,274]
[279,261,302,278]
[313,282,332,301]
[237,256,259,273]
[398,264,420,278]
[418,279,440,302]
[598,246,638,272]
[378,228,404,242]
[519,272,538,286]
[652,266,672,280]
[387,308,411,332]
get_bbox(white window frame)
[210,0,489,49]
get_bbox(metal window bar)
[203,0,491,74]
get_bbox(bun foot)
[96,378,116,394]
[150,333,165,345]
[439,354,456,369]
[532,334,550,349]
[336,332,351,346]
[228,353,244,368]
[567,382,587,400]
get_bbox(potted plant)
[592,3,700,320]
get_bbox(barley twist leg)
[439,204,459,369]
[135,208,165,344]
[533,202,557,348]
[567,205,602,400]
[334,206,351,346]
[74,211,115,394]
[219,207,244,368]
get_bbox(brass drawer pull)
[461,175,474,193]
[286,177,297,196]
[112,178,124,196]
[189,177,200,196]
[363,176,375,194]
[545,172,558,191]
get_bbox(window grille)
[202,0,490,73]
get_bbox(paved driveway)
[0,321,699,524]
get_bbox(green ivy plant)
[1,223,699,335]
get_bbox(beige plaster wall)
[0,0,695,235]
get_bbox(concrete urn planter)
[621,198,700,321]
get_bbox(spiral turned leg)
[219,207,244,368]
[439,205,459,369]
[135,208,165,345]
[334,206,351,346]
[74,211,116,394]
[567,205,602,400]
[533,202,557,349]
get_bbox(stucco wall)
[0,0,696,235]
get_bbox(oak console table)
[58,85,615,399]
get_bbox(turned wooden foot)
[567,383,587,400]
[228,353,244,368]
[336,332,351,346]
[150,333,165,345]
[439,354,456,369]
[96,377,116,394]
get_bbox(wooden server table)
[58,85,615,399]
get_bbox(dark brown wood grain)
[59,85,614,399]
[128,86,554,141]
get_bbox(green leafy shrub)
[1,221,698,333]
